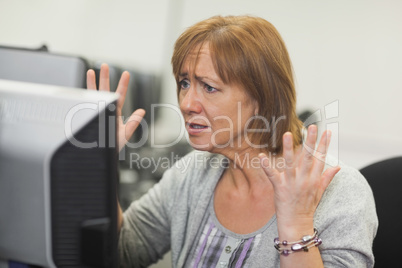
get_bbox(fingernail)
[285,133,292,143]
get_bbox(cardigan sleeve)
[118,166,179,268]
[117,151,225,268]
[316,164,378,267]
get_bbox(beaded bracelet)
[274,228,322,256]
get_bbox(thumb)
[320,166,341,192]
[124,109,146,140]
[118,109,146,151]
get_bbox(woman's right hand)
[86,63,146,152]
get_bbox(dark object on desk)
[360,156,402,268]
[81,218,113,267]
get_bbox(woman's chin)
[188,143,212,152]
[188,143,228,156]
[186,136,233,154]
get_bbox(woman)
[87,15,377,268]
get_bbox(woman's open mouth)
[186,122,209,134]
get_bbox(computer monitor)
[0,46,88,88]
[0,79,119,267]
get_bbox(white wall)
[174,0,402,168]
[0,0,170,72]
[1,0,401,169]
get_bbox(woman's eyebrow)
[195,75,222,85]
[179,73,210,82]
[179,72,222,85]
[195,75,207,80]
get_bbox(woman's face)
[178,43,257,154]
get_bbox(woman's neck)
[213,148,277,234]
[219,148,277,195]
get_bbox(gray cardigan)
[119,151,378,267]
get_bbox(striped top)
[185,197,265,268]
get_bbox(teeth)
[190,124,207,129]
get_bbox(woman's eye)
[179,79,190,90]
[204,84,218,93]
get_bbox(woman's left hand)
[87,64,146,152]
[259,124,341,237]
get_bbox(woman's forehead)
[183,43,210,65]
[180,44,217,78]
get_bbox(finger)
[125,109,146,138]
[119,109,146,151]
[115,71,130,115]
[312,130,332,175]
[99,63,110,92]
[299,125,318,175]
[282,132,296,180]
[86,69,97,90]
[259,153,278,182]
[319,166,341,194]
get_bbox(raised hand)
[86,63,146,151]
[259,125,341,237]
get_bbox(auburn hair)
[171,15,303,154]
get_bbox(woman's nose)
[179,86,202,114]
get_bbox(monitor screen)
[0,79,119,268]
